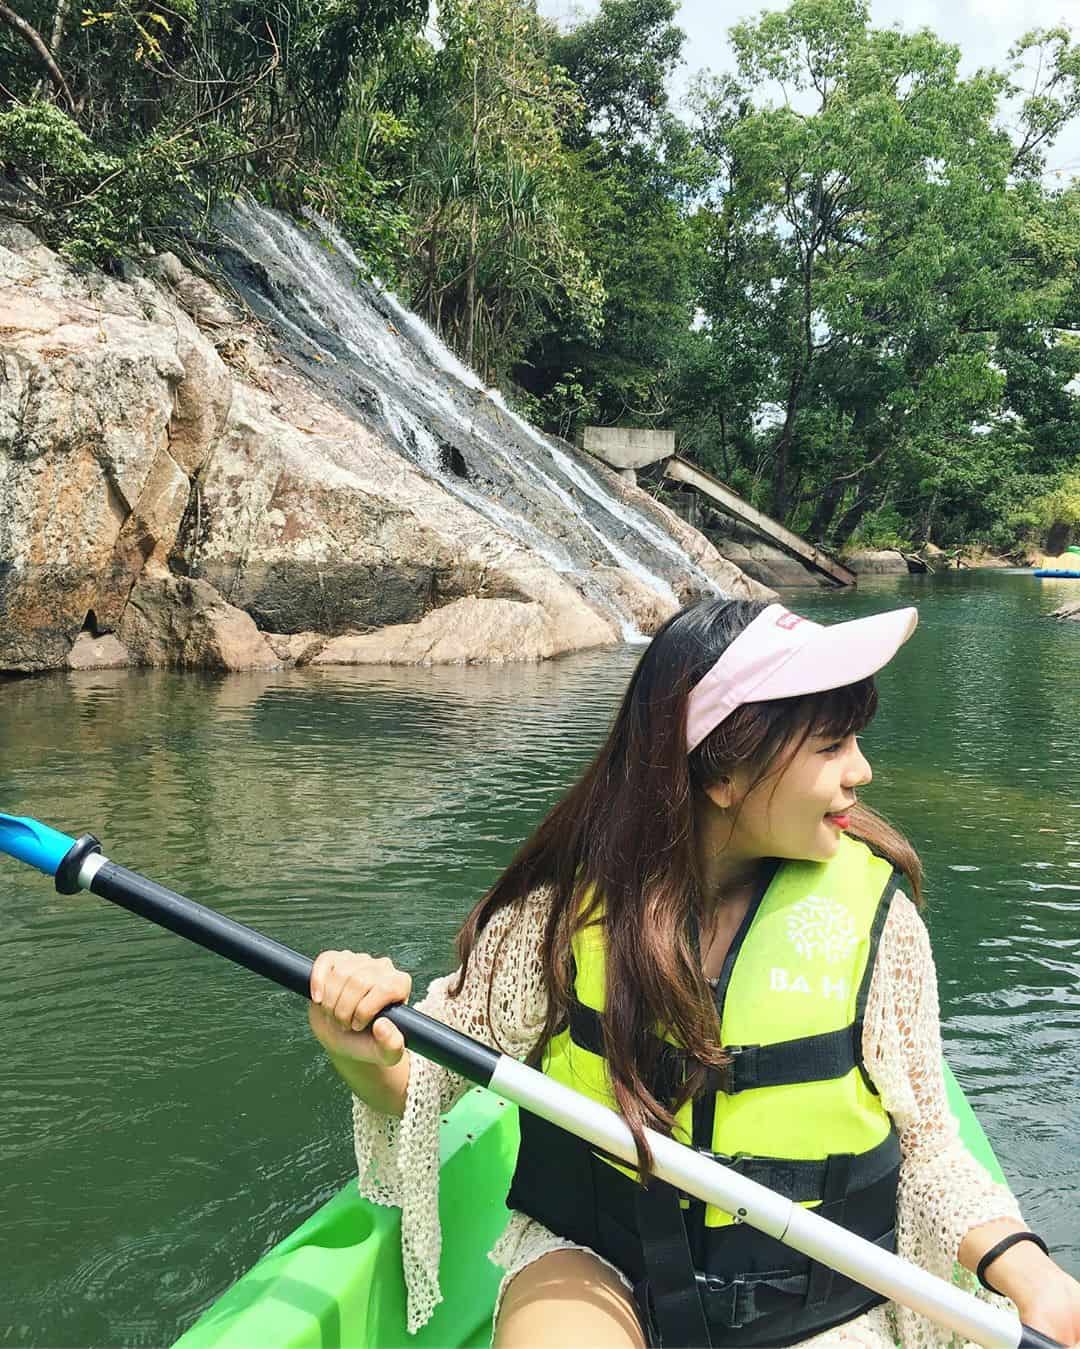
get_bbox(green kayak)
[176,1065,1004,1349]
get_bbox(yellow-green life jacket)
[507,835,903,1348]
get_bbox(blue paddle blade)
[0,814,77,877]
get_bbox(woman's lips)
[825,812,851,829]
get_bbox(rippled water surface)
[1,570,1077,1345]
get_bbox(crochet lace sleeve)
[350,888,552,1332]
[863,891,1023,1346]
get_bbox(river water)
[1,570,1077,1345]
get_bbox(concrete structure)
[579,427,854,588]
[665,456,856,588]
[582,426,675,471]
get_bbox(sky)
[536,0,1080,182]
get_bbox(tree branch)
[0,1,75,112]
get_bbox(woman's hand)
[1013,1266,1080,1348]
[308,949,411,1067]
[962,1220,1080,1346]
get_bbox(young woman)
[308,598,1080,1348]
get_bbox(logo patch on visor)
[775,612,805,631]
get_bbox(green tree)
[0,0,427,264]
[687,2,1080,546]
[513,0,696,435]
[381,0,602,383]
[547,0,684,146]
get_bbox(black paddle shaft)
[69,847,499,1086]
[1022,1333,1067,1349]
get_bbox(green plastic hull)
[176,1065,1003,1349]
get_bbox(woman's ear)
[703,776,736,810]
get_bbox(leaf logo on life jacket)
[785,895,859,964]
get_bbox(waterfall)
[204,200,722,639]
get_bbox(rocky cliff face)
[0,207,770,676]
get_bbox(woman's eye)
[818,731,865,756]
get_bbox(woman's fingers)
[309,948,342,1004]
[308,1002,376,1060]
[307,1004,406,1067]
[371,1016,406,1065]
[350,969,412,1031]
[330,971,371,1025]
[308,951,411,1039]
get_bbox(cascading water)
[203,200,725,639]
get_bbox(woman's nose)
[845,741,872,788]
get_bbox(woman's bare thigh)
[494,1248,646,1349]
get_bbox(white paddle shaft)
[492,1057,1026,1349]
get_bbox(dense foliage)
[0,0,427,261]
[4,0,1080,550]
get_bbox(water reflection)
[1,573,1077,1346]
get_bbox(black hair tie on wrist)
[976,1231,1050,1296]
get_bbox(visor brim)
[750,606,918,703]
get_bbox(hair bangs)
[802,677,878,741]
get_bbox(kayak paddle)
[0,812,1063,1349]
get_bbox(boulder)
[717,537,822,588]
[312,593,612,666]
[0,223,771,674]
[141,252,244,329]
[265,631,327,665]
[703,518,824,588]
[916,542,955,572]
[182,381,627,649]
[845,549,910,576]
[119,567,282,670]
[0,236,232,670]
[66,632,132,670]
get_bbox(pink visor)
[685,603,918,753]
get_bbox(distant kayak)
[1034,569,1080,578]
[174,1064,1004,1349]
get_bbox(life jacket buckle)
[713,1044,747,1095]
[696,1145,750,1175]
[694,1272,750,1329]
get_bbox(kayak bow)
[0,813,1062,1349]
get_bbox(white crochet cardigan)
[350,888,1021,1346]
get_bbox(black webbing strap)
[696,1129,900,1205]
[803,1151,853,1307]
[636,1179,712,1348]
[705,1025,860,1093]
[567,1000,859,1095]
[853,870,900,1095]
[698,1270,808,1329]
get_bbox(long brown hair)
[452,597,922,1165]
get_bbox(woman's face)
[718,731,873,865]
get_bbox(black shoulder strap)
[852,866,900,1094]
[709,860,781,1024]
[636,1179,713,1348]
[856,867,901,1025]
